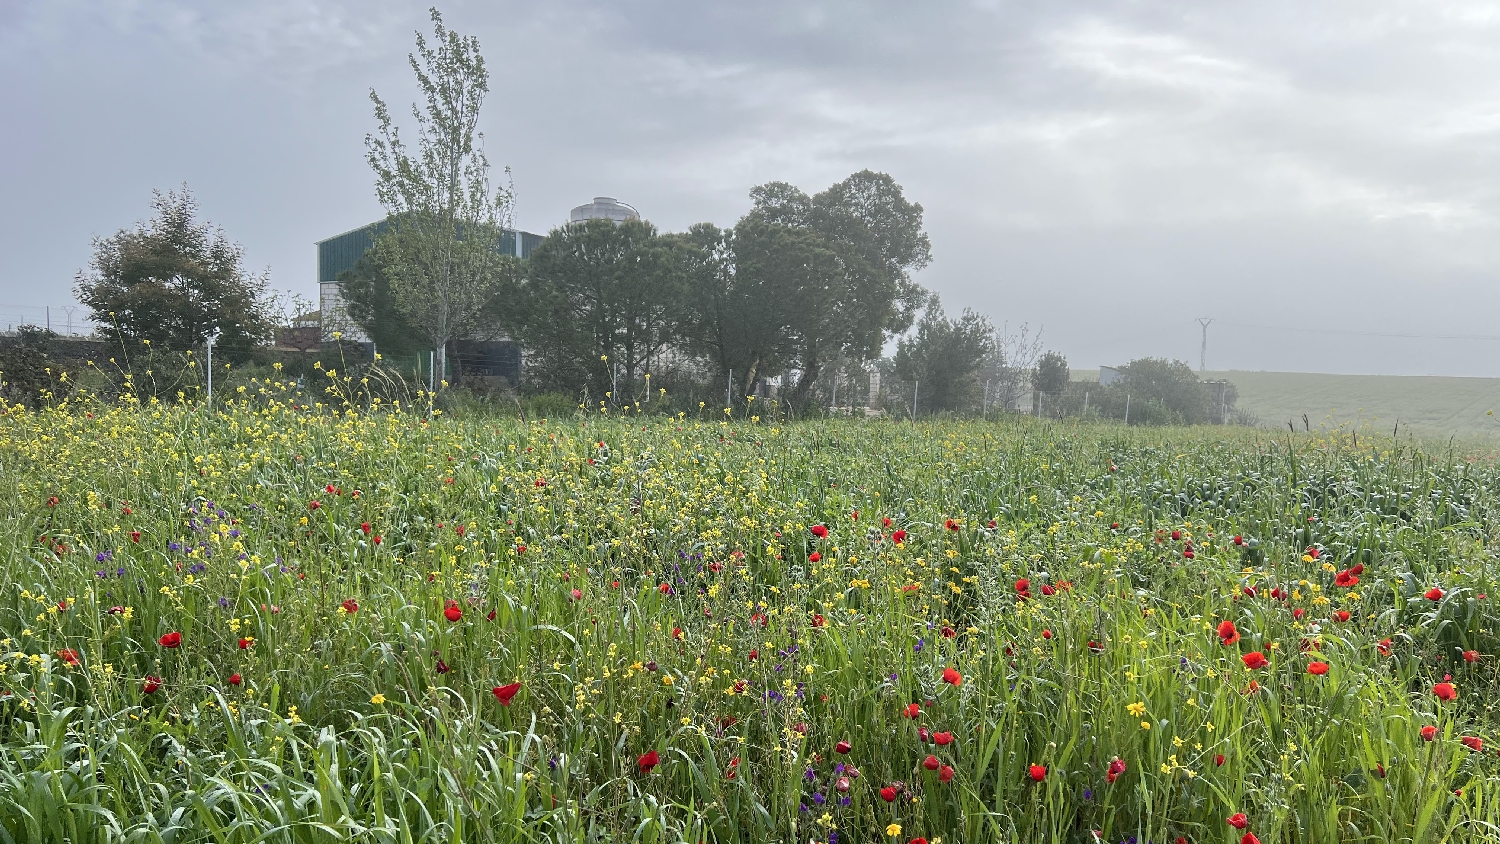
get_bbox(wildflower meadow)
[1,393,1498,843]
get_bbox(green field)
[1074,369,1500,437]
[1201,371,1500,438]
[2,395,1499,843]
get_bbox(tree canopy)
[74,186,274,361]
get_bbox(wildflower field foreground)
[1,404,1498,844]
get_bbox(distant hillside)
[1203,371,1500,436]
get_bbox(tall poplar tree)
[364,8,514,386]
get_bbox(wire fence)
[0,304,98,337]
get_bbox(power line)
[1216,320,1500,342]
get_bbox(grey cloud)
[3,0,1499,374]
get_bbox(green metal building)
[316,220,544,345]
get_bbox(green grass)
[1,393,1499,843]
[1204,371,1500,438]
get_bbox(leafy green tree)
[892,296,996,415]
[1119,357,1212,424]
[742,171,931,403]
[675,222,792,400]
[518,218,682,399]
[333,250,428,359]
[0,326,58,408]
[74,186,273,361]
[1033,350,1069,395]
[365,8,515,385]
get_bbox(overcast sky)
[4,1,1500,375]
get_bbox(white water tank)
[570,196,640,223]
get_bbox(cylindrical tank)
[570,196,640,223]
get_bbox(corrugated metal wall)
[318,220,542,282]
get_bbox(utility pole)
[205,328,220,407]
[1196,317,1214,372]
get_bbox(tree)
[0,326,58,408]
[892,296,996,415]
[675,222,792,400]
[74,186,273,361]
[1033,351,1069,395]
[1118,357,1212,424]
[365,8,515,387]
[334,251,428,359]
[742,171,931,403]
[517,218,682,399]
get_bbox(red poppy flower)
[1377,638,1393,656]
[834,739,851,754]
[1106,757,1126,783]
[1232,535,1243,545]
[834,775,850,792]
[811,524,828,538]
[142,676,161,694]
[1461,736,1484,752]
[1243,586,1257,598]
[571,589,583,601]
[236,637,251,650]
[812,613,827,627]
[940,625,956,638]
[1241,652,1268,670]
[882,517,893,528]
[130,530,141,543]
[637,750,659,773]
[1215,754,1225,766]
[360,522,371,535]
[1015,578,1031,594]
[1041,584,1056,596]
[944,518,959,531]
[1463,650,1479,663]
[1183,549,1195,559]
[1293,608,1306,621]
[1216,620,1240,646]
[808,551,822,563]
[56,649,80,666]
[1041,629,1053,640]
[435,657,450,674]
[938,764,954,782]
[933,730,953,745]
[1425,587,1445,601]
[1028,764,1046,782]
[341,599,359,614]
[1241,835,1260,844]
[1226,813,1248,830]
[443,603,463,623]
[658,583,672,594]
[1334,570,1359,587]
[1433,682,1457,701]
[492,682,522,705]
[1088,640,1104,653]
[941,667,962,686]
[1307,661,1329,675]
[880,785,899,802]
[228,673,242,686]
[1332,611,1350,623]
[1421,725,1438,741]
[1171,531,1181,541]
[912,838,928,844]
[158,631,182,649]
[903,703,921,719]
[923,754,941,771]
